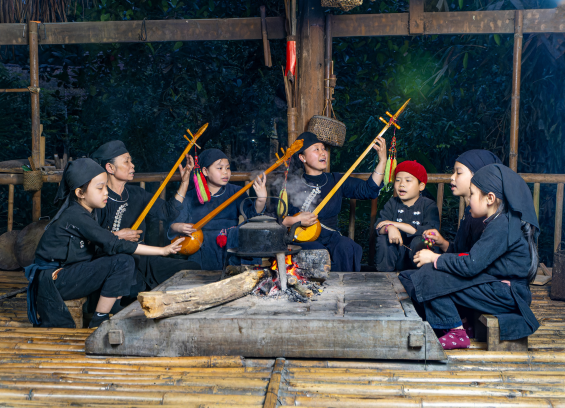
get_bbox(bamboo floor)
[2,270,565,407]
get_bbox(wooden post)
[348,199,356,239]
[7,184,14,232]
[39,124,45,167]
[458,196,465,228]
[409,0,425,35]
[140,182,145,190]
[555,183,564,253]
[368,198,378,267]
[260,6,272,67]
[324,14,332,173]
[277,252,287,291]
[436,183,444,230]
[297,0,325,134]
[29,22,41,221]
[509,10,523,172]
[533,182,540,220]
[159,183,166,245]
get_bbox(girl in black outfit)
[25,159,184,329]
[400,164,539,350]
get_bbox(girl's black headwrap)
[90,140,129,164]
[456,149,502,174]
[47,158,105,228]
[199,149,228,168]
[472,164,539,245]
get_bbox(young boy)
[375,160,440,271]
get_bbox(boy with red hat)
[375,160,440,271]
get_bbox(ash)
[251,268,326,303]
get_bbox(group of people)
[25,130,541,349]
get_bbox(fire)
[271,255,302,279]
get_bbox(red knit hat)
[394,160,428,184]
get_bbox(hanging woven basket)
[23,170,43,192]
[321,0,363,12]
[308,116,347,147]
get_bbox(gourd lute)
[175,138,304,256]
[292,99,410,242]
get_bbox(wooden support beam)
[29,22,41,222]
[509,10,523,172]
[0,18,286,45]
[348,199,357,239]
[297,0,325,133]
[555,183,564,253]
[409,0,425,35]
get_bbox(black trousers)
[54,254,136,300]
[375,234,431,272]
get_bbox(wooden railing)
[1,172,563,263]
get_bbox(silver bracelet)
[176,191,185,199]
[374,171,385,175]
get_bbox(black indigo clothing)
[296,132,322,153]
[399,212,539,341]
[287,172,383,272]
[456,150,502,174]
[472,164,540,245]
[168,183,261,271]
[90,140,128,163]
[54,254,136,300]
[375,196,440,272]
[198,149,229,169]
[37,201,138,265]
[54,158,105,204]
[446,206,486,254]
[95,185,199,288]
[29,201,138,328]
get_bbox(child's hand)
[252,172,268,198]
[161,237,185,256]
[422,229,449,252]
[387,225,403,245]
[179,154,194,184]
[171,223,197,236]
[414,249,440,268]
[113,228,142,242]
[297,212,318,227]
[372,136,387,162]
[376,220,396,230]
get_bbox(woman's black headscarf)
[198,149,228,168]
[456,150,502,174]
[47,158,105,228]
[472,164,539,245]
[90,140,129,164]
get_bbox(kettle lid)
[248,215,277,223]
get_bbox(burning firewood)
[287,275,313,298]
[138,269,266,319]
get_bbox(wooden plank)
[332,13,409,37]
[0,17,286,46]
[263,358,285,408]
[409,0,425,35]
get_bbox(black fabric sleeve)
[145,189,183,223]
[436,216,508,278]
[376,199,395,236]
[76,212,138,255]
[339,173,383,200]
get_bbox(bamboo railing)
[0,172,563,262]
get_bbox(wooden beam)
[0,17,286,46]
[409,0,425,35]
[509,10,524,172]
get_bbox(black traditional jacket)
[408,212,539,340]
[96,185,182,242]
[377,196,440,238]
[446,206,486,253]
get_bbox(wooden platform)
[85,271,447,360]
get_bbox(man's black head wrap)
[198,149,228,169]
[296,132,323,154]
[90,140,129,165]
[472,163,539,245]
[456,149,502,174]
[47,158,106,229]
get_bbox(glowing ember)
[271,255,303,280]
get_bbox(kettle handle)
[239,196,287,225]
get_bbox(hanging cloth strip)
[193,156,211,204]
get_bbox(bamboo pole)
[555,183,564,253]
[458,196,465,228]
[509,9,523,172]
[263,358,285,408]
[131,124,206,230]
[534,182,540,220]
[7,184,13,232]
[0,89,31,93]
[436,183,444,230]
[29,22,41,222]
[348,199,356,239]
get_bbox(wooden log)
[14,220,50,268]
[555,183,564,253]
[0,231,21,271]
[7,184,14,232]
[138,269,266,319]
[288,278,313,298]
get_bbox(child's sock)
[438,328,470,350]
[89,312,110,329]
